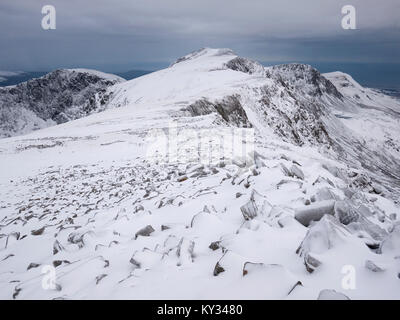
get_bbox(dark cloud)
[0,0,399,71]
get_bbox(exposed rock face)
[225,57,265,76]
[268,63,342,99]
[0,69,124,138]
[183,95,252,128]
[252,83,334,148]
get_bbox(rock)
[213,262,225,276]
[313,176,335,187]
[129,254,141,269]
[96,274,107,285]
[225,57,265,76]
[294,200,335,227]
[303,253,322,273]
[134,205,144,213]
[67,231,85,248]
[389,213,397,221]
[27,263,40,270]
[317,289,350,300]
[4,232,20,249]
[212,250,244,277]
[12,287,21,300]
[296,215,350,268]
[235,192,243,198]
[53,240,64,255]
[342,188,356,199]
[53,260,70,268]
[334,200,359,225]
[314,188,336,201]
[135,225,155,239]
[0,69,124,138]
[365,260,385,272]
[254,151,266,168]
[1,254,14,261]
[184,95,252,128]
[378,223,400,254]
[31,227,45,236]
[372,185,383,195]
[209,241,221,251]
[240,198,258,221]
[280,164,291,176]
[290,165,305,180]
[177,176,188,182]
[217,161,226,168]
[376,211,385,223]
[240,189,272,221]
[357,205,373,218]
[287,281,303,296]
[176,237,195,266]
[348,216,388,242]
[348,171,358,178]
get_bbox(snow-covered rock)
[0,69,124,138]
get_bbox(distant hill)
[0,70,152,87]
[0,71,48,87]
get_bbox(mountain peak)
[170,48,236,67]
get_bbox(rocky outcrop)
[0,69,124,138]
[183,95,252,128]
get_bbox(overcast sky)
[0,0,399,71]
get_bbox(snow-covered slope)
[0,48,399,300]
[0,69,125,138]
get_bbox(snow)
[67,68,126,82]
[0,48,399,300]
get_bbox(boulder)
[294,200,335,227]
[296,215,351,273]
[290,165,305,180]
[240,189,272,221]
[135,225,155,239]
[334,200,359,225]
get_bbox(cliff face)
[0,69,124,138]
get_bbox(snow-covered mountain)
[0,71,25,83]
[0,48,399,299]
[0,69,125,138]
